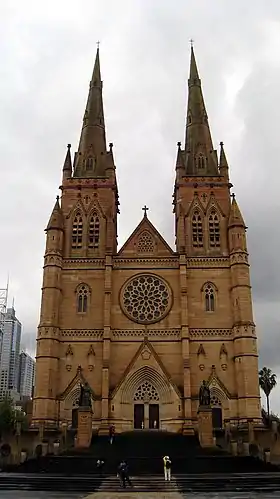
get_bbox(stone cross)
[142,205,149,217]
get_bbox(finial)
[220,141,224,147]
[56,195,59,201]
[67,144,71,150]
[109,142,113,151]
[96,40,100,49]
[190,38,194,48]
[231,192,235,200]
[142,205,149,217]
[177,141,181,149]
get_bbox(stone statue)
[199,380,210,406]
[78,382,92,408]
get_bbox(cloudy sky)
[0,0,279,410]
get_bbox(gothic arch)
[121,366,172,404]
[191,208,204,248]
[137,230,155,254]
[208,209,221,248]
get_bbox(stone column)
[197,406,214,447]
[75,407,92,448]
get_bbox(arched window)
[86,157,93,170]
[88,213,100,248]
[77,284,89,313]
[204,283,215,312]
[197,153,205,171]
[208,210,220,248]
[72,212,83,249]
[192,210,203,247]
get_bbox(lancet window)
[208,210,220,248]
[192,210,203,247]
[77,284,90,313]
[71,212,83,249]
[204,283,215,312]
[88,213,100,249]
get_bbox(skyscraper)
[18,352,35,398]
[0,307,22,400]
[33,47,261,432]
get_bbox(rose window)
[121,274,172,324]
[134,381,159,402]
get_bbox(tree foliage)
[259,367,277,417]
[0,397,28,436]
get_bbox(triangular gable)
[205,193,225,218]
[118,216,174,257]
[186,193,206,217]
[207,367,231,399]
[59,366,97,400]
[110,338,182,400]
[86,197,106,218]
[65,197,87,220]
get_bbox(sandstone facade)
[32,47,261,433]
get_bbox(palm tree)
[259,367,277,417]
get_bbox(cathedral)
[32,46,261,434]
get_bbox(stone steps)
[1,473,280,493]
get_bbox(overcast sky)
[0,0,279,411]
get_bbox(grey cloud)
[0,0,279,407]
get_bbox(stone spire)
[219,141,229,180]
[185,47,219,176]
[228,195,246,228]
[62,144,72,180]
[46,196,64,231]
[73,47,107,177]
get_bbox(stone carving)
[78,382,92,408]
[121,274,172,324]
[199,380,211,406]
[134,381,159,402]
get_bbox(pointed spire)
[185,47,219,176]
[73,47,107,177]
[219,141,229,179]
[228,195,246,228]
[62,144,72,179]
[46,196,64,231]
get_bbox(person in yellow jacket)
[163,455,172,481]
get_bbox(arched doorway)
[71,398,80,429]
[210,394,223,429]
[133,381,160,429]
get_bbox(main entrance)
[134,403,160,429]
[134,404,144,429]
[149,404,159,429]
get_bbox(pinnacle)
[46,197,64,231]
[228,196,246,228]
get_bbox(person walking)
[163,455,172,482]
[117,460,132,488]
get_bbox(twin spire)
[62,45,228,180]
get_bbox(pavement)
[1,492,280,499]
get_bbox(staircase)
[2,430,280,492]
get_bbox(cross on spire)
[142,205,149,217]
[96,40,100,49]
[190,38,194,48]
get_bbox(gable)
[118,216,174,257]
[59,365,97,400]
[111,338,182,402]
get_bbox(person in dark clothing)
[96,459,105,477]
[117,460,132,488]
